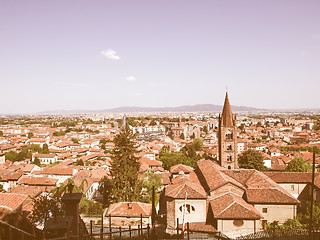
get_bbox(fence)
[3,219,320,240]
[0,219,37,240]
[0,218,154,240]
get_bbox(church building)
[161,93,299,237]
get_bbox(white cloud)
[101,49,120,60]
[125,76,136,82]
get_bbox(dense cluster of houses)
[0,94,320,237]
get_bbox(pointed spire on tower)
[221,92,234,127]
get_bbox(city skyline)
[1,1,320,114]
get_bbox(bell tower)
[218,93,238,169]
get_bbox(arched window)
[227,145,232,151]
[179,204,195,214]
[227,155,232,162]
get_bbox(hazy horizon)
[1,1,320,114]
[2,103,320,116]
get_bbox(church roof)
[209,192,262,219]
[165,180,207,199]
[221,93,234,127]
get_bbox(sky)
[1,0,320,114]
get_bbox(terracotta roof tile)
[197,160,244,192]
[18,175,58,186]
[165,180,206,199]
[209,193,262,219]
[0,193,28,211]
[106,202,152,217]
[170,164,193,174]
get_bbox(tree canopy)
[141,171,163,204]
[238,149,268,171]
[286,157,311,172]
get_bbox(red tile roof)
[34,167,74,176]
[0,193,28,211]
[170,164,193,174]
[18,175,58,186]
[9,185,52,197]
[197,160,244,192]
[246,188,299,204]
[165,180,206,199]
[106,202,152,217]
[222,169,299,204]
[209,193,262,219]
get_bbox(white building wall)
[217,219,258,238]
[174,199,207,226]
[254,204,297,224]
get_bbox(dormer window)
[127,203,132,209]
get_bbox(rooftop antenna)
[226,85,228,93]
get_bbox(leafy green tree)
[202,126,208,134]
[79,197,103,215]
[192,138,203,151]
[281,218,303,229]
[238,149,268,171]
[159,151,201,170]
[29,144,42,152]
[159,146,170,157]
[29,177,90,224]
[239,123,245,132]
[5,149,32,162]
[29,193,62,225]
[313,123,320,131]
[5,151,18,162]
[71,138,79,144]
[0,177,3,192]
[297,201,320,229]
[76,159,84,166]
[27,132,34,139]
[40,143,50,154]
[53,130,66,136]
[286,157,311,172]
[265,221,280,230]
[98,176,115,206]
[0,131,3,137]
[141,171,163,204]
[99,138,109,144]
[33,157,40,166]
[99,127,142,206]
[149,119,157,126]
[180,133,185,140]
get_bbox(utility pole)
[151,186,156,239]
[309,148,316,240]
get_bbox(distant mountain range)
[38,104,266,114]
